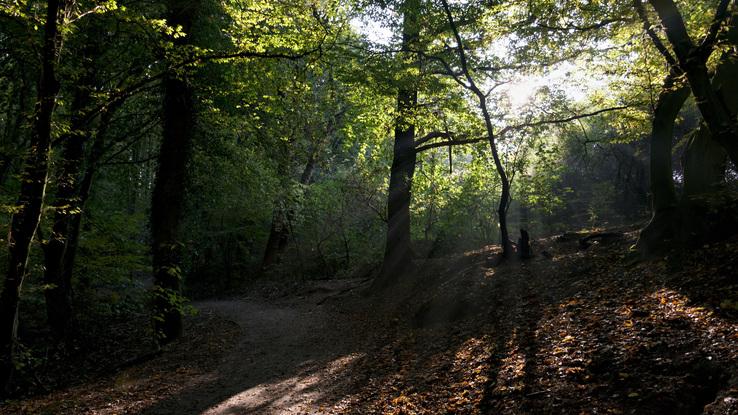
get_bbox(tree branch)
[696,0,732,58]
[414,131,450,147]
[415,137,484,153]
[415,105,631,153]
[441,1,481,96]
[497,105,631,137]
[633,0,679,68]
[535,17,633,32]
[647,0,695,59]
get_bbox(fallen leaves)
[328,230,738,414]
[3,229,737,415]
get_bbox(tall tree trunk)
[262,209,289,269]
[42,92,90,342]
[262,152,316,269]
[151,0,197,345]
[0,72,30,187]
[648,0,738,164]
[638,34,738,253]
[650,73,689,212]
[440,0,512,258]
[41,89,114,341]
[637,73,689,252]
[683,39,738,194]
[262,73,345,271]
[375,0,420,289]
[0,0,63,393]
[480,98,512,257]
[59,117,110,297]
[378,88,417,278]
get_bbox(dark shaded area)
[2,231,737,414]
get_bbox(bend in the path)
[142,294,367,415]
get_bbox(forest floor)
[2,228,738,414]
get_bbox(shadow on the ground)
[304,235,736,414]
[17,234,733,415]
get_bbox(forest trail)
[140,280,374,415]
[3,230,738,414]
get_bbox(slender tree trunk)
[479,98,512,257]
[0,0,63,393]
[42,67,97,340]
[42,93,114,341]
[151,0,197,345]
[440,0,512,258]
[0,155,12,187]
[375,0,420,289]
[262,209,289,268]
[262,151,317,269]
[0,74,29,186]
[61,104,117,296]
[261,81,343,270]
[519,199,530,231]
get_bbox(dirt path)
[3,234,737,414]
[141,282,371,415]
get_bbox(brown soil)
[3,230,738,414]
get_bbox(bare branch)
[414,131,450,147]
[498,105,631,137]
[415,105,631,153]
[535,17,633,32]
[415,137,484,153]
[440,2,482,97]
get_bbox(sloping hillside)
[327,230,738,414]
[3,230,737,414]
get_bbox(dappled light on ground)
[203,353,363,414]
[318,230,738,414]
[4,1,738,413]
[2,230,736,414]
[494,330,528,396]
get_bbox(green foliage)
[6,1,734,396]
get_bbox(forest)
[0,0,737,413]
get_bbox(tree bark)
[637,74,690,253]
[440,0,513,258]
[0,0,64,393]
[683,126,728,196]
[262,209,289,269]
[374,0,420,289]
[638,26,738,253]
[648,0,738,164]
[261,78,343,270]
[262,151,317,269]
[649,73,689,212]
[480,97,513,257]
[41,84,115,341]
[683,41,738,193]
[42,82,91,341]
[0,70,31,187]
[151,0,197,345]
